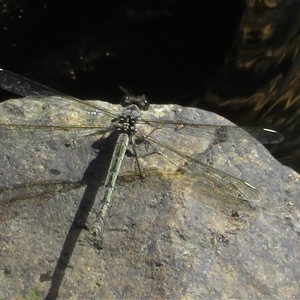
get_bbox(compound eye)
[120,96,131,107]
[141,97,150,111]
[120,90,150,111]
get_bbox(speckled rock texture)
[0,98,299,299]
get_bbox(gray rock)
[0,97,299,299]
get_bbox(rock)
[0,97,299,299]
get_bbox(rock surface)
[0,98,299,299]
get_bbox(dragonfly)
[0,68,284,240]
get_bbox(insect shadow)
[44,132,121,300]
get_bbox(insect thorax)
[112,114,139,135]
[111,103,141,134]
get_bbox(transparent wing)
[0,68,68,97]
[0,68,121,142]
[0,180,82,224]
[139,119,284,145]
[0,68,117,118]
[0,96,118,143]
[0,68,263,210]
[144,134,261,207]
[0,180,82,203]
